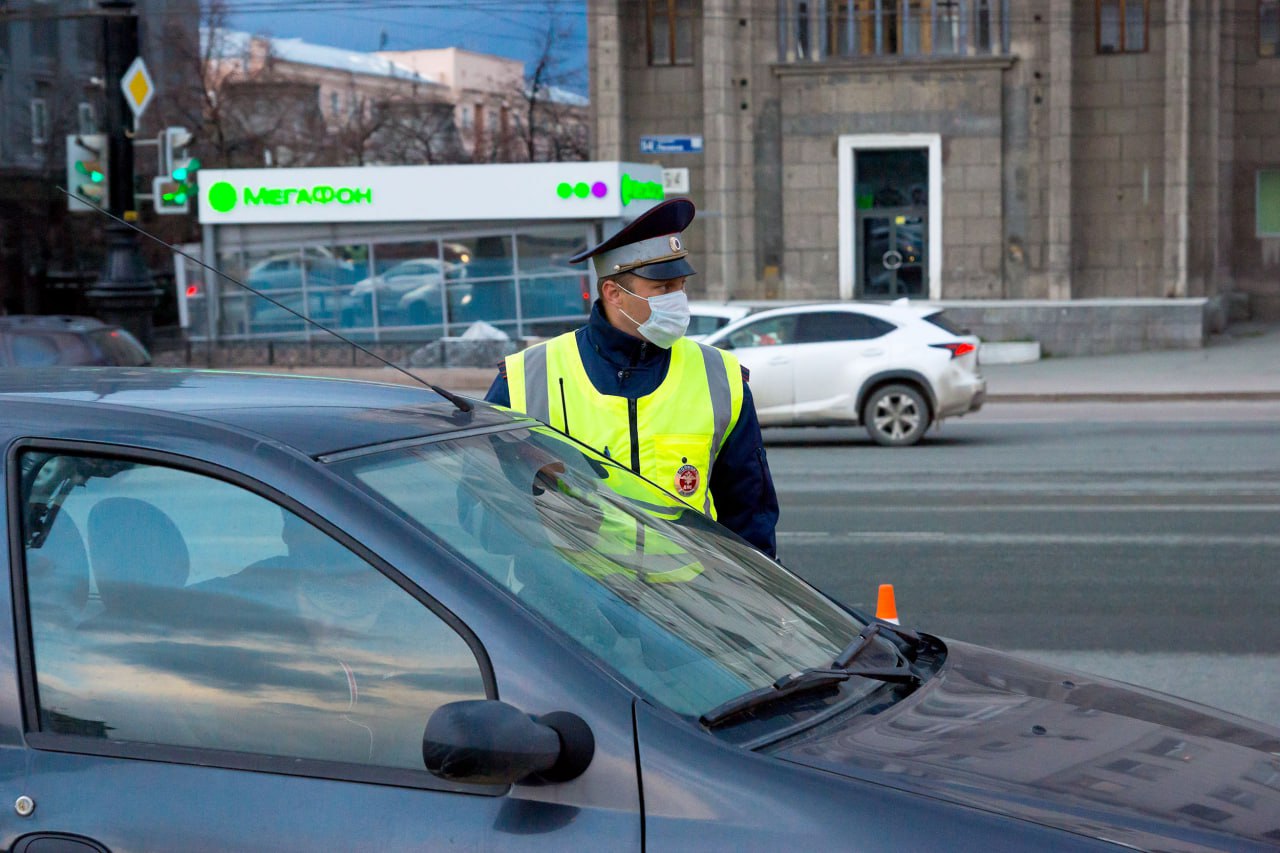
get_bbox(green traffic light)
[174,192,187,204]
[172,168,188,181]
[90,170,104,183]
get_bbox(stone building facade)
[590,0,1280,320]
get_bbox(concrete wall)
[936,298,1210,356]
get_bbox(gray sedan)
[2,368,1277,851]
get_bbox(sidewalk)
[241,322,1280,403]
[978,322,1280,402]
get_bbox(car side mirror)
[423,700,594,786]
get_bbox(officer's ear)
[599,276,626,308]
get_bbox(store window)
[648,0,695,66]
[1262,0,1280,57]
[1257,171,1280,238]
[1097,0,1147,54]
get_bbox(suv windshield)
[336,425,873,726]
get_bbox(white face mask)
[616,284,691,349]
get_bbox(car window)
[923,311,969,336]
[10,333,94,367]
[687,315,728,337]
[723,315,799,349]
[336,427,871,729]
[795,311,896,343]
[20,452,485,771]
[88,328,150,366]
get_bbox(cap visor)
[629,257,697,280]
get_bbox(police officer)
[485,198,779,557]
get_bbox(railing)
[777,0,1010,62]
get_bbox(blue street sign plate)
[640,135,704,155]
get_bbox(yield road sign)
[120,57,155,119]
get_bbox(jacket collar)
[585,300,664,367]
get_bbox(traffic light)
[162,126,193,176]
[154,154,201,215]
[155,126,199,215]
[66,134,108,213]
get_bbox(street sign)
[662,167,690,194]
[120,57,155,119]
[640,135,704,155]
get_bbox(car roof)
[0,368,511,457]
[703,300,941,341]
[0,315,112,332]
[687,301,752,319]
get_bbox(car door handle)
[768,356,789,366]
[860,349,885,357]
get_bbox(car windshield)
[335,425,868,721]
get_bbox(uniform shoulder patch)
[741,365,750,382]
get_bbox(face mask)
[616,285,691,349]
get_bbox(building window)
[29,98,48,147]
[1262,0,1280,57]
[30,16,57,58]
[77,102,96,135]
[1097,0,1147,54]
[648,0,695,66]
[1257,171,1280,237]
[782,0,1005,61]
[329,91,340,116]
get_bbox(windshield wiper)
[700,623,922,728]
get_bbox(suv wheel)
[862,384,930,447]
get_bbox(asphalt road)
[764,401,1280,725]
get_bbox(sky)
[223,1,589,93]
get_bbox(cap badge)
[675,463,700,497]
[669,236,682,252]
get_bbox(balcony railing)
[777,0,1010,62]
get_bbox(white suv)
[702,301,986,446]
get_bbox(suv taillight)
[930,342,976,359]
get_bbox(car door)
[790,311,898,423]
[4,445,641,852]
[716,314,800,425]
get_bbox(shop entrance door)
[858,209,927,298]
[853,148,930,298]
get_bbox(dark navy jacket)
[485,302,779,557]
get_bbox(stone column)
[700,0,739,300]
[1163,0,1191,297]
[1045,0,1074,300]
[589,0,625,160]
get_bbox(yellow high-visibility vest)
[505,333,744,519]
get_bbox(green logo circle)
[208,181,237,213]
[556,182,572,199]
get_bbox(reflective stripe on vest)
[505,333,743,517]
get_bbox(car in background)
[3,368,1278,850]
[686,301,753,341]
[0,315,150,367]
[339,258,466,327]
[702,300,984,446]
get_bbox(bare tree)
[511,0,589,163]
[370,100,465,165]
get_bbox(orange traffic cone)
[876,584,899,625]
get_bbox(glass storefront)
[192,223,592,343]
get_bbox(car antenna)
[59,187,473,413]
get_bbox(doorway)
[837,134,942,300]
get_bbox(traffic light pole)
[86,0,161,349]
